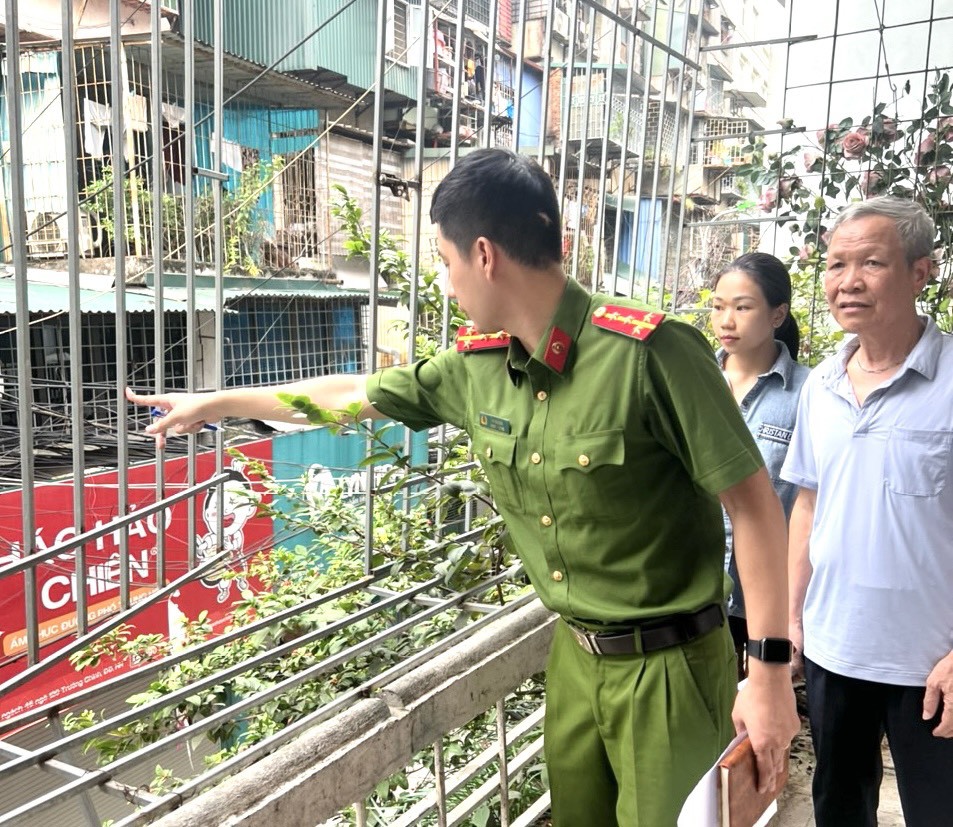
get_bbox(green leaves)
[732,71,953,348]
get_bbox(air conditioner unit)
[553,8,570,40]
[26,212,66,258]
[26,211,101,259]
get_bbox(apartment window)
[387,0,409,61]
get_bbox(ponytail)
[775,312,800,360]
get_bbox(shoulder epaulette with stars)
[591,305,665,341]
[456,326,512,352]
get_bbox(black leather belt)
[566,603,725,656]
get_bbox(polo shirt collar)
[823,316,940,389]
[716,341,798,389]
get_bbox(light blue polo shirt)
[782,317,953,685]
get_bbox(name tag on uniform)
[758,423,793,444]
[479,412,511,433]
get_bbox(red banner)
[0,440,274,721]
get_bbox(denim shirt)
[717,342,810,617]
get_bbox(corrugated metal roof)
[0,281,173,314]
[0,279,369,315]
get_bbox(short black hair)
[430,148,562,268]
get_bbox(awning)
[0,275,370,315]
[125,33,356,112]
[726,88,767,109]
[708,62,733,82]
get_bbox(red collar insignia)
[591,305,664,341]
[543,326,572,373]
[456,326,512,352]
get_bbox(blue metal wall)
[184,0,417,100]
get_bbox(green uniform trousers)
[544,618,737,826]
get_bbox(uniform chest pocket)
[472,431,523,512]
[884,428,952,497]
[556,429,629,521]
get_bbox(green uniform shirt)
[366,279,763,624]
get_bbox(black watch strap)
[746,637,793,664]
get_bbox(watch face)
[756,637,793,663]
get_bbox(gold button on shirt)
[366,279,764,623]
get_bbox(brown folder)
[718,735,789,827]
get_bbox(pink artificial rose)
[816,124,839,145]
[916,134,936,165]
[802,151,822,172]
[861,170,884,196]
[758,187,777,212]
[938,117,953,142]
[873,116,899,143]
[841,129,869,160]
[798,244,816,264]
[929,165,952,186]
[778,176,800,199]
[820,229,833,247]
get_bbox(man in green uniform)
[129,148,798,825]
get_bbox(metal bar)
[0,472,230,576]
[0,572,441,777]
[46,713,102,827]
[658,6,692,307]
[389,703,545,827]
[701,34,818,51]
[641,0,676,305]
[0,584,533,826]
[607,2,640,296]
[181,0,199,568]
[625,0,659,301]
[511,0,529,152]
[0,502,234,702]
[211,0,226,569]
[105,590,536,826]
[193,166,230,181]
[670,1,705,310]
[5,0,40,665]
[434,736,448,827]
[481,0,499,149]
[496,698,511,827]
[535,0,555,164]
[556,0,579,209]
[61,0,89,637]
[693,127,806,142]
[150,0,167,592]
[0,565,389,736]
[448,0,466,160]
[364,0,388,575]
[577,0,701,71]
[591,0,623,283]
[110,0,132,613]
[569,4,596,284]
[446,734,544,825]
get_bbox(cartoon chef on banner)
[196,460,263,604]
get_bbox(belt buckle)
[570,626,602,655]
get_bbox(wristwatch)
[746,637,793,664]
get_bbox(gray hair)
[831,196,935,263]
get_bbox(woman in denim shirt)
[711,252,810,677]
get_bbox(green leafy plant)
[329,184,466,356]
[62,188,548,822]
[733,70,953,358]
[83,156,284,274]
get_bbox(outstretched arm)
[126,375,379,447]
[719,466,800,793]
